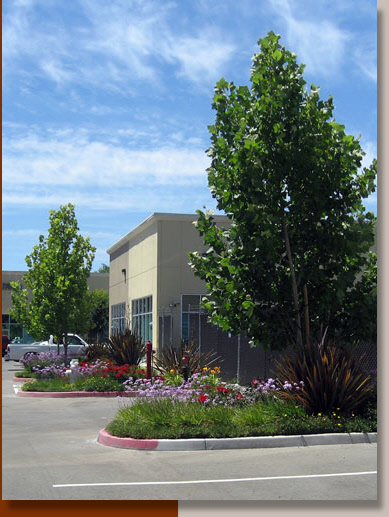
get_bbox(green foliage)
[189,31,376,350]
[106,328,146,366]
[96,263,110,273]
[106,397,376,440]
[274,338,375,415]
[86,289,109,343]
[11,204,96,358]
[21,378,77,392]
[75,376,125,392]
[153,340,221,375]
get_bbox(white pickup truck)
[4,334,89,361]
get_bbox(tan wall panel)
[127,222,158,344]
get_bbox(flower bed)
[15,353,377,441]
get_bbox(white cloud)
[2,131,210,189]
[3,0,236,91]
[270,0,351,78]
[2,229,43,237]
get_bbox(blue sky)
[2,0,377,271]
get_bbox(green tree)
[189,31,376,350]
[87,289,109,343]
[11,204,96,360]
[96,263,110,273]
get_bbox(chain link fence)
[159,307,377,385]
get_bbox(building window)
[132,296,152,342]
[111,302,126,335]
[181,294,206,342]
[2,314,34,343]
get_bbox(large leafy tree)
[189,31,376,350]
[11,204,96,358]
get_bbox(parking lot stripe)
[53,470,377,488]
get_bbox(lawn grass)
[20,376,125,392]
[14,371,37,379]
[21,378,78,392]
[106,398,377,439]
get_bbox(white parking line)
[53,470,377,488]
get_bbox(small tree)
[11,204,96,361]
[189,32,376,350]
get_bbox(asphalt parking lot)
[2,358,378,501]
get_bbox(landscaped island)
[15,347,376,440]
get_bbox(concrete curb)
[12,376,35,382]
[98,429,377,451]
[16,390,139,398]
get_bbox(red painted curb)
[16,390,139,398]
[13,376,35,382]
[98,428,159,450]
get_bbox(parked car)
[4,334,89,361]
[2,335,10,357]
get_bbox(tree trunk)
[64,333,68,365]
[281,203,303,348]
[303,283,310,347]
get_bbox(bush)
[105,329,146,366]
[153,340,221,376]
[83,342,111,362]
[76,376,125,392]
[274,340,375,415]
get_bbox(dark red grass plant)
[274,334,375,415]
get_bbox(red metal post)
[146,341,153,379]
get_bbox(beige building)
[107,212,230,353]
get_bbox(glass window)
[132,296,152,342]
[111,303,126,335]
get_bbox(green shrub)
[76,376,125,392]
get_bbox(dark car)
[2,335,10,356]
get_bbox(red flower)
[217,386,229,393]
[197,394,208,403]
[235,393,244,400]
[205,385,211,389]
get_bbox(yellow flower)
[318,413,322,416]
[203,367,208,371]
[170,369,175,373]
[283,414,288,417]
[338,423,342,427]
[210,369,215,374]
